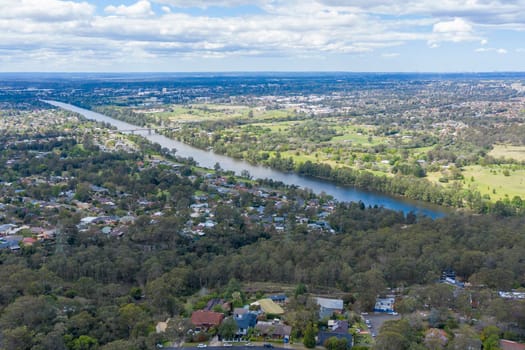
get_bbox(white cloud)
[105,0,155,17]
[475,47,508,54]
[0,0,94,21]
[1,0,524,70]
[151,0,259,8]
[433,17,472,33]
[429,17,480,44]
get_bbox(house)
[233,307,249,317]
[425,328,448,348]
[0,235,23,251]
[268,295,287,305]
[328,320,349,334]
[204,298,227,311]
[0,224,17,236]
[255,320,292,341]
[500,340,525,350]
[498,291,525,300]
[374,297,395,313]
[22,237,37,246]
[316,297,344,319]
[190,310,224,330]
[441,269,464,288]
[253,299,285,315]
[233,312,258,338]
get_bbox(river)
[45,100,447,218]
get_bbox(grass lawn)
[461,165,525,200]
[243,121,295,132]
[331,133,378,146]
[425,171,448,185]
[489,144,525,162]
[153,105,295,123]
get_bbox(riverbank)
[44,100,448,218]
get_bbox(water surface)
[46,100,447,218]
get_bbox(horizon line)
[1,70,525,75]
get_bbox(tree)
[240,169,252,180]
[100,340,139,350]
[118,303,148,338]
[72,335,99,350]
[219,317,238,341]
[374,330,406,350]
[324,336,349,350]
[303,323,316,348]
[1,326,33,350]
[481,326,501,350]
[214,162,222,174]
[295,283,307,297]
[447,325,481,350]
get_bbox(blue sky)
[0,0,524,72]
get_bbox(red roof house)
[22,237,37,246]
[190,310,224,329]
[500,340,525,350]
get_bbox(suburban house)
[252,299,285,315]
[374,297,395,313]
[327,320,349,334]
[425,328,448,348]
[500,340,525,350]
[204,298,230,312]
[233,312,258,338]
[268,294,288,305]
[316,297,344,319]
[255,320,292,342]
[440,269,465,288]
[190,310,224,331]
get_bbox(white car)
[197,344,207,348]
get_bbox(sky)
[0,0,524,72]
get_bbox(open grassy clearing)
[425,171,448,185]
[152,105,296,123]
[279,150,342,168]
[331,133,380,146]
[242,121,296,132]
[461,165,525,200]
[155,106,246,122]
[489,144,525,162]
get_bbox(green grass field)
[461,165,525,200]
[489,144,525,162]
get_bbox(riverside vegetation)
[51,73,525,216]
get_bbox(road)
[362,313,401,337]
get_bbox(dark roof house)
[255,321,292,339]
[234,312,258,337]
